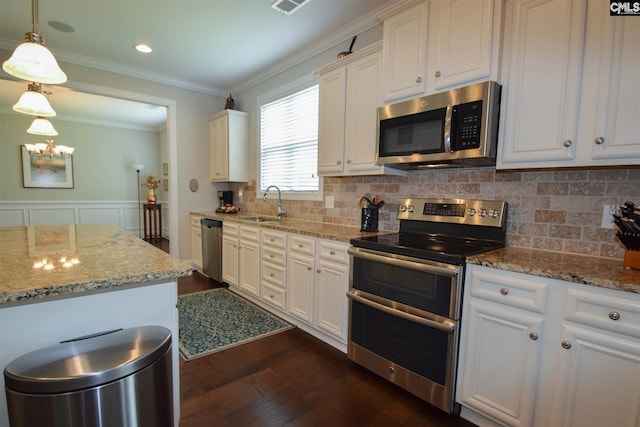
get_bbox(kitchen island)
[0,224,192,427]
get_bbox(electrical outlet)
[601,204,617,229]
[325,195,334,209]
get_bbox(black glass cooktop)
[351,232,504,265]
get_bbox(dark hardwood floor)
[153,239,476,427]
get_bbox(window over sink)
[258,76,321,200]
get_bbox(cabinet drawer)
[261,230,286,249]
[564,287,640,338]
[223,222,238,237]
[262,282,286,311]
[262,262,286,287]
[318,240,349,264]
[289,235,315,256]
[191,215,203,228]
[468,267,549,314]
[262,247,286,267]
[239,225,259,242]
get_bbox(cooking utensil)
[337,35,357,59]
[358,196,368,208]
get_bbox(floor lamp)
[134,164,144,238]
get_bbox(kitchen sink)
[240,216,280,223]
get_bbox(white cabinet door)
[344,51,384,175]
[209,114,229,181]
[580,0,640,165]
[547,324,640,427]
[381,1,429,102]
[288,252,315,324]
[315,258,349,342]
[221,235,238,287]
[498,0,587,167]
[190,215,203,271]
[458,298,544,427]
[238,226,260,297]
[209,110,249,182]
[317,67,346,174]
[429,0,500,91]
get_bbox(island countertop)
[0,224,193,306]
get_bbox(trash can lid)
[4,325,171,394]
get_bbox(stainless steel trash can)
[4,325,173,427]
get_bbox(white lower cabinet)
[190,214,203,272]
[260,229,287,311]
[288,234,350,345]
[238,225,260,297]
[457,264,640,427]
[221,222,239,288]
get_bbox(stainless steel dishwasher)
[201,217,222,281]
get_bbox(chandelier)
[24,139,74,158]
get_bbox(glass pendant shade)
[2,39,67,84]
[13,83,56,117]
[27,117,58,135]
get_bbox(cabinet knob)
[270,238,275,242]
[434,70,441,78]
[388,366,395,374]
[307,266,312,271]
[270,273,274,277]
[336,160,342,165]
[346,159,352,163]
[500,288,509,295]
[269,293,274,298]
[416,76,422,83]
[609,311,620,321]
[330,250,336,255]
[563,139,573,148]
[298,243,304,248]
[561,340,572,350]
[529,332,539,341]
[594,136,605,145]
[317,269,321,273]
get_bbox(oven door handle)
[348,247,460,278]
[347,290,455,334]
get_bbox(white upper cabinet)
[209,109,250,182]
[378,0,502,103]
[316,42,404,177]
[379,1,429,102]
[498,0,640,169]
[428,0,502,91]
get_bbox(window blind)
[260,84,319,193]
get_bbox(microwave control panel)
[450,100,483,151]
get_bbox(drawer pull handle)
[561,340,572,350]
[330,250,336,255]
[500,288,509,295]
[609,311,620,321]
[269,294,274,298]
[299,244,304,248]
[529,332,538,341]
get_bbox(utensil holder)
[361,208,378,232]
[623,250,640,270]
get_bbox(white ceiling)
[0,0,392,129]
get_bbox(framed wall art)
[21,145,74,189]
[163,163,168,176]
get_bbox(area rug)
[177,288,294,360]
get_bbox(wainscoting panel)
[0,201,170,238]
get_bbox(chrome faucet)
[263,185,287,219]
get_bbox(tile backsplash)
[231,167,639,259]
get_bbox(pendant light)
[12,82,56,117]
[2,0,67,84]
[27,117,58,136]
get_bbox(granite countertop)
[468,247,640,294]
[194,211,385,242]
[0,224,193,306]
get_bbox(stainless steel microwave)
[376,81,501,169]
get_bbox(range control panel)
[397,198,507,227]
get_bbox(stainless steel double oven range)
[348,198,507,414]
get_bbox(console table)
[143,203,162,240]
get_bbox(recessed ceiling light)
[135,44,152,54]
[48,20,76,33]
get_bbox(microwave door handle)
[444,104,453,152]
[347,290,455,334]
